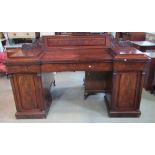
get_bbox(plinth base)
[104,96,141,117]
[15,111,47,119]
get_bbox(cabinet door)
[11,74,45,112]
[111,72,143,111]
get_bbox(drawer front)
[7,65,40,73]
[114,62,145,71]
[41,62,112,72]
[8,32,36,38]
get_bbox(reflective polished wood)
[130,40,155,52]
[6,34,149,118]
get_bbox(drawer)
[114,62,145,71]
[8,32,36,39]
[7,65,40,73]
[41,62,112,72]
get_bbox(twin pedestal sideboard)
[6,35,149,119]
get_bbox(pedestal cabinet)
[9,68,53,118]
[105,49,147,117]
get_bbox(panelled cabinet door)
[111,71,143,111]
[10,74,45,112]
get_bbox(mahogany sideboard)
[6,34,149,118]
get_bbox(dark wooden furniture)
[130,41,155,52]
[143,51,155,92]
[6,35,149,118]
[130,41,155,91]
[116,32,145,41]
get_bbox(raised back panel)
[43,35,111,49]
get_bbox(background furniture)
[143,51,155,92]
[0,33,7,74]
[0,32,6,51]
[0,32,3,39]
[7,32,40,44]
[130,40,155,52]
[130,40,155,92]
[116,32,146,41]
[146,32,155,42]
[145,33,155,92]
[0,34,4,51]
